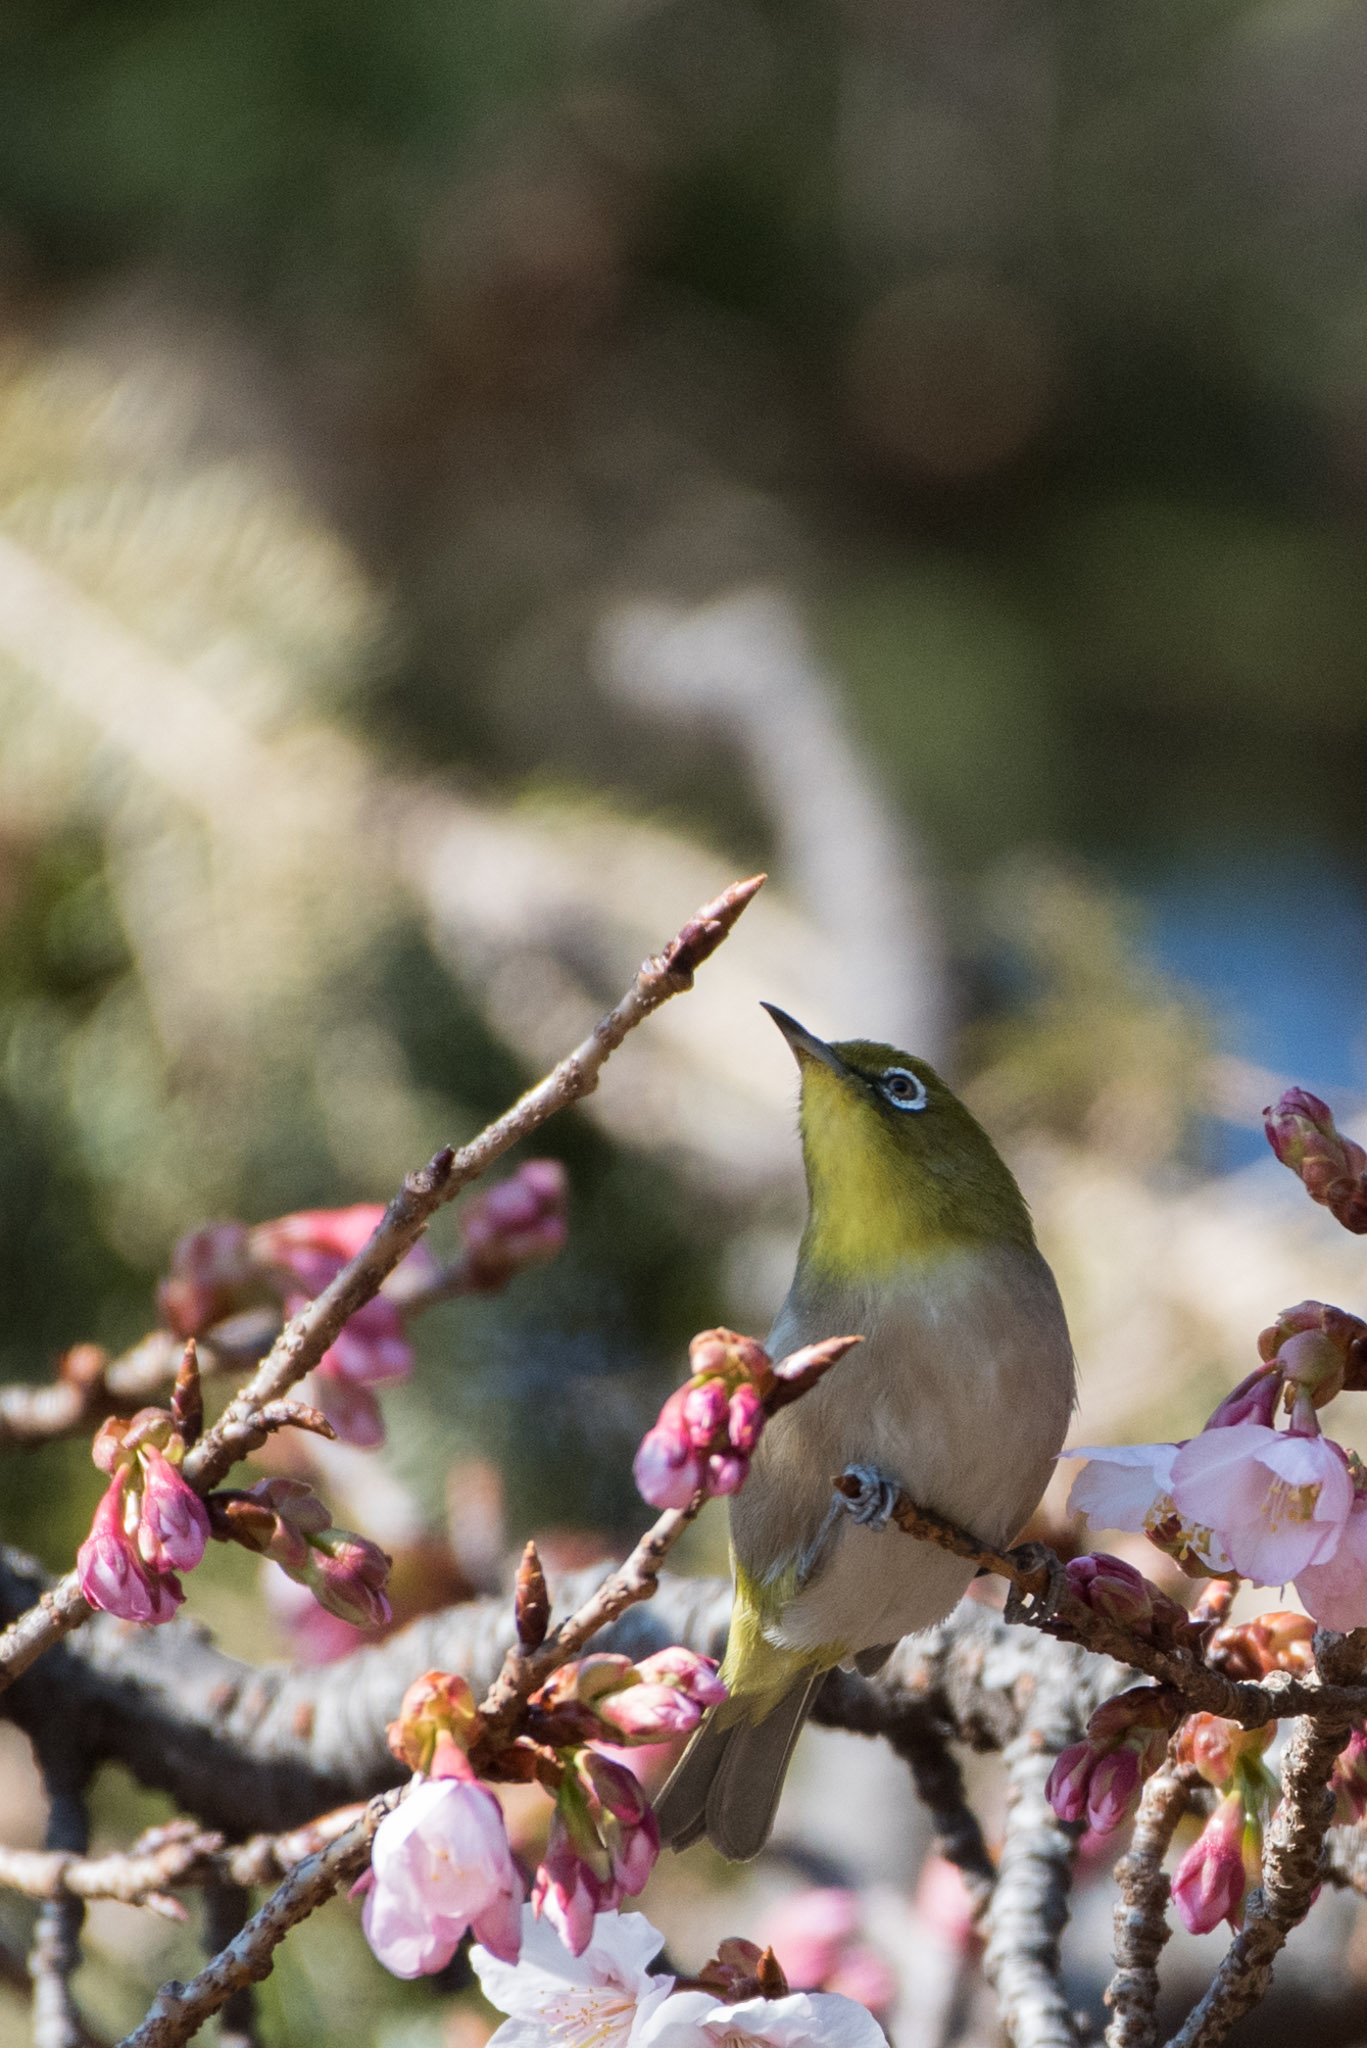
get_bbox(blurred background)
[4,0,1367,2041]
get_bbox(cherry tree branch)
[0,875,765,1697]
[114,1791,402,2048]
[1104,1758,1193,2048]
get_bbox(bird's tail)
[654,1564,829,1861]
[653,1666,823,1861]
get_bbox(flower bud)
[631,1647,727,1707]
[1333,1728,1367,1823]
[386,1670,483,1775]
[597,1683,704,1740]
[306,1529,393,1630]
[727,1383,765,1454]
[1264,1089,1367,1232]
[1207,1611,1315,1681]
[77,1470,185,1625]
[459,1160,569,1291]
[1204,1366,1280,1431]
[1172,1792,1250,1935]
[1086,1748,1142,1834]
[1044,1742,1095,1826]
[515,1539,550,1651]
[135,1446,210,1575]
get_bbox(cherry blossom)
[1169,1423,1352,1585]
[361,1776,524,1978]
[471,1905,675,2048]
[1293,1491,1367,1630]
[636,1987,890,2046]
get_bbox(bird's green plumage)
[714,1561,843,1726]
[797,1042,1036,1279]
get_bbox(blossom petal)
[1172,1425,1352,1584]
[1296,1499,1367,1630]
[1067,1444,1179,1532]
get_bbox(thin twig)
[0,875,765,1698]
[1104,1759,1194,2048]
[0,1326,273,1452]
[115,1793,401,2048]
[0,1808,367,1909]
[1163,1631,1367,2048]
[183,872,765,1501]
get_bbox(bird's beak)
[761,1003,847,1075]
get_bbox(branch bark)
[1104,1759,1193,2048]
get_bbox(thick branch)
[981,1634,1087,2048]
[1105,1760,1193,2048]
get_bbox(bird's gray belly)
[729,1244,1074,1656]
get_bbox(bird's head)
[764,1004,1035,1279]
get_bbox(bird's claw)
[1003,1542,1070,1630]
[836,1463,901,1532]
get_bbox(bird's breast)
[728,1238,1074,1651]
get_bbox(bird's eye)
[878,1066,928,1112]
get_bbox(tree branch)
[114,1792,401,2048]
[0,874,765,1697]
[1104,1759,1193,2048]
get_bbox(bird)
[655,1004,1075,1861]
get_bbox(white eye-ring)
[878,1066,928,1112]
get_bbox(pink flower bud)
[682,1378,729,1447]
[135,1446,210,1575]
[387,1670,483,1774]
[1204,1366,1281,1431]
[1086,1748,1142,1833]
[306,1529,393,1630]
[459,1161,569,1290]
[158,1221,254,1339]
[597,1683,703,1740]
[1177,1713,1273,1790]
[727,1382,765,1454]
[704,1452,750,1495]
[1045,1743,1095,1825]
[1065,1553,1156,1627]
[532,1808,608,1958]
[633,1424,704,1511]
[77,1471,184,1625]
[631,1647,728,1708]
[1171,1792,1249,1935]
[1264,1089,1367,1232]
[1334,1728,1367,1823]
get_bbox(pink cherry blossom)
[1170,1423,1352,1584]
[636,1987,890,2046]
[362,1777,524,1979]
[1170,1792,1248,1936]
[1085,1749,1141,1834]
[135,1446,210,1575]
[1066,1443,1180,1532]
[77,1472,184,1625]
[1293,1492,1367,1629]
[472,1906,675,2048]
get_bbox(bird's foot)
[1003,1542,1070,1631]
[835,1463,902,1532]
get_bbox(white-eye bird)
[656,1005,1075,1861]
